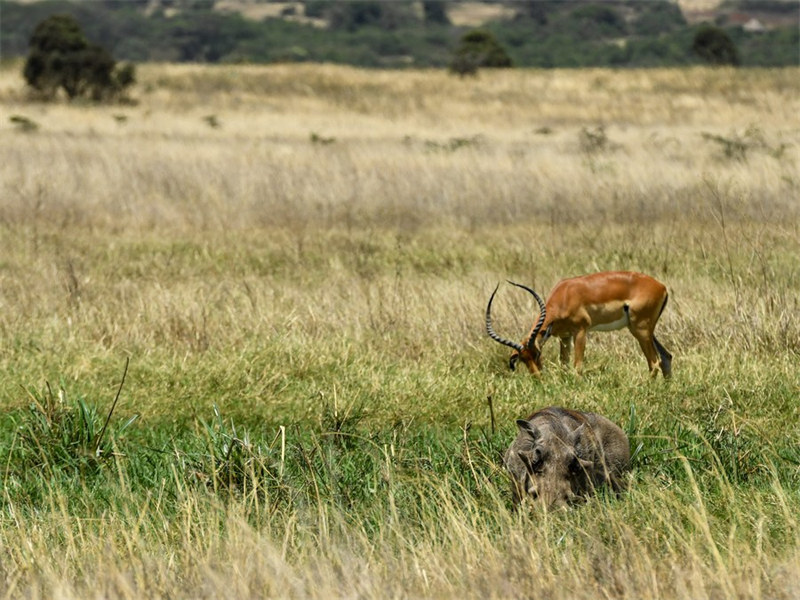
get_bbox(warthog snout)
[504,406,630,509]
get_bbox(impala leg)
[559,337,572,366]
[653,337,672,378]
[632,330,661,377]
[573,330,587,373]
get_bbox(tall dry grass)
[1,64,797,234]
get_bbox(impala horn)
[485,284,524,351]
[506,280,547,349]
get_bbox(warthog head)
[504,406,630,509]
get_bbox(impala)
[486,271,672,377]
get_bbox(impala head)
[485,281,548,374]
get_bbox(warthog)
[504,406,630,508]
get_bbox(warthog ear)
[516,419,539,440]
[571,423,599,462]
[570,423,586,444]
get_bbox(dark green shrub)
[692,24,739,66]
[23,13,136,101]
[450,29,512,76]
[422,1,450,25]
[10,114,39,132]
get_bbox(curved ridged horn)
[507,280,547,350]
[486,284,524,352]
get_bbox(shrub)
[23,13,136,101]
[9,114,39,132]
[449,29,512,76]
[579,124,610,154]
[692,24,740,66]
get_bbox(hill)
[1,0,797,67]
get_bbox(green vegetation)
[692,24,740,66]
[1,0,798,68]
[449,29,512,76]
[23,13,135,101]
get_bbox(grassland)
[1,62,799,598]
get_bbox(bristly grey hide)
[504,406,630,509]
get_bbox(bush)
[449,29,512,76]
[23,13,136,101]
[692,24,739,66]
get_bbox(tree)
[692,24,740,66]
[422,1,450,25]
[569,4,626,39]
[449,29,513,76]
[23,14,136,101]
[326,1,417,32]
[632,1,686,36]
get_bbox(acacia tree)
[23,14,136,101]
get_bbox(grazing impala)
[486,271,672,377]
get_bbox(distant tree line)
[2,0,797,70]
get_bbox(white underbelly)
[589,314,629,332]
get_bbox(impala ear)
[541,324,553,344]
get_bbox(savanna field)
[1,62,799,598]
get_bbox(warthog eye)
[521,448,543,473]
[568,456,582,474]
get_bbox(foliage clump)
[449,29,512,77]
[701,126,789,161]
[9,377,136,482]
[23,13,136,102]
[9,115,39,133]
[692,24,740,66]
